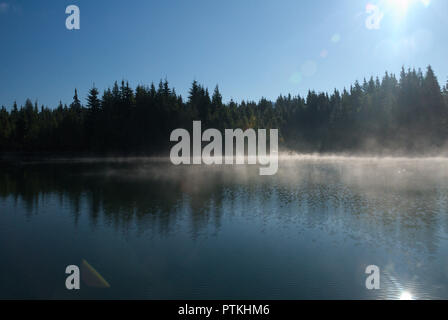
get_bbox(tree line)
[1,66,448,155]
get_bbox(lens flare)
[385,0,431,19]
[399,291,413,300]
[388,0,412,17]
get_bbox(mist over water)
[0,156,447,299]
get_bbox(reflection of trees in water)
[0,160,447,255]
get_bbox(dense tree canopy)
[1,66,447,155]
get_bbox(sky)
[0,0,447,108]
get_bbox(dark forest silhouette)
[1,66,448,155]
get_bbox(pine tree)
[85,85,101,149]
[0,106,12,150]
[71,89,82,111]
[87,86,101,112]
[443,80,448,105]
[212,85,222,107]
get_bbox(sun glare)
[388,0,413,17]
[386,0,431,19]
[399,291,414,300]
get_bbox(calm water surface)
[0,158,447,299]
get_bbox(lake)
[0,157,447,299]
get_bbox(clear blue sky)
[0,0,447,108]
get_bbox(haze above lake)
[1,157,447,299]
